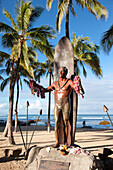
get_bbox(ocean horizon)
[0,113,113,129]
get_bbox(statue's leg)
[54,106,60,147]
[62,98,70,146]
[63,118,68,146]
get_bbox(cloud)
[29,99,41,109]
[78,77,113,114]
[0,103,7,109]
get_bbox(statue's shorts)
[54,97,70,122]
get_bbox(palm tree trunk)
[48,72,51,132]
[65,0,79,144]
[7,39,22,144]
[13,39,22,133]
[14,79,19,132]
[8,78,15,144]
[2,39,22,144]
[15,39,22,78]
[65,0,70,39]
[2,64,15,144]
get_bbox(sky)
[0,0,113,117]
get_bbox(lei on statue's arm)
[29,80,45,99]
[74,76,85,98]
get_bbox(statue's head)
[59,66,68,78]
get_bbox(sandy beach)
[0,126,113,169]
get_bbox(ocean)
[0,114,113,129]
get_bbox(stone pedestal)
[25,146,104,170]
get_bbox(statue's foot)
[53,143,60,148]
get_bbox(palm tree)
[34,58,54,132]
[0,49,37,133]
[0,0,55,144]
[47,0,108,39]
[71,33,102,142]
[101,25,113,54]
[41,59,54,132]
[14,48,38,132]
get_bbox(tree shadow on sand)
[0,154,24,163]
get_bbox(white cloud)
[78,76,113,114]
[29,99,41,109]
[0,103,7,109]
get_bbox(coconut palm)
[0,0,55,144]
[47,0,108,38]
[101,25,113,54]
[0,47,38,143]
[0,49,38,133]
[34,58,54,132]
[40,59,54,132]
[71,33,102,142]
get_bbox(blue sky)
[0,0,113,116]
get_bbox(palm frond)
[79,60,87,77]
[2,33,18,48]
[17,1,32,30]
[19,78,23,90]
[72,32,102,78]
[0,77,10,91]
[3,9,18,31]
[46,0,54,10]
[56,0,67,32]
[0,75,4,80]
[101,25,113,54]
[31,39,54,58]
[0,22,16,33]
[0,51,10,60]
[81,52,102,77]
[26,25,56,39]
[23,79,30,88]
[70,0,77,16]
[76,0,108,19]
[29,7,44,24]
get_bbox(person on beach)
[83,120,86,127]
[29,67,85,148]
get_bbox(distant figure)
[83,120,86,127]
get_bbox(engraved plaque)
[39,160,70,170]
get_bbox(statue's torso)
[53,79,72,98]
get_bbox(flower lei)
[58,79,69,89]
[74,76,84,96]
[29,80,45,98]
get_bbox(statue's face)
[59,67,66,78]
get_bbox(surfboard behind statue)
[54,36,74,80]
[54,36,74,145]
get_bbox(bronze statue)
[29,66,84,148]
